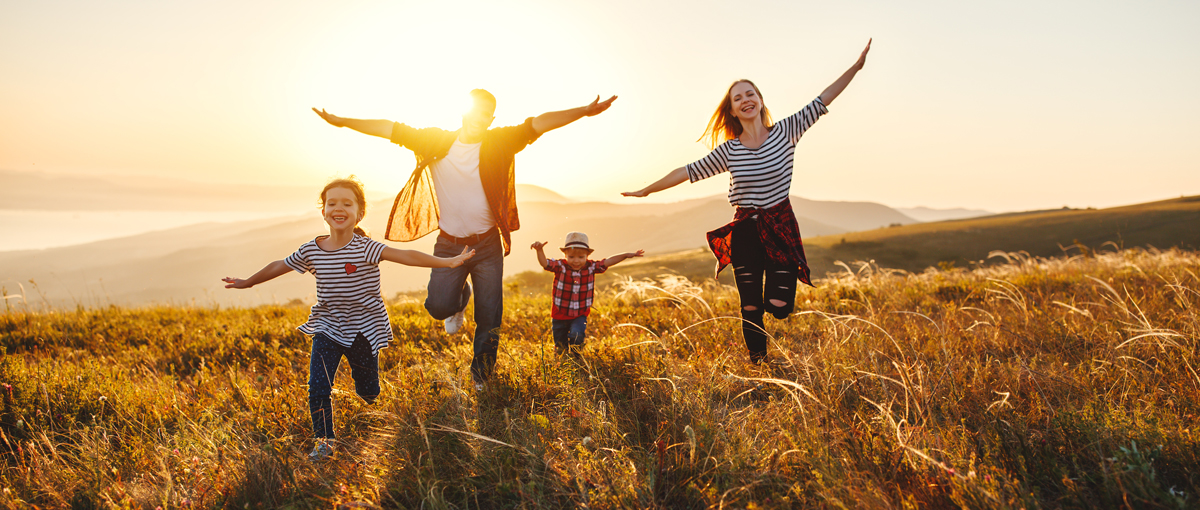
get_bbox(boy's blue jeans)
[551,315,588,354]
[308,332,379,439]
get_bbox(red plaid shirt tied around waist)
[545,259,608,320]
[706,199,814,287]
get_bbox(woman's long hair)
[319,175,369,237]
[698,79,774,150]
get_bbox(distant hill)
[0,193,914,307]
[515,184,575,203]
[895,206,993,223]
[591,196,1200,286]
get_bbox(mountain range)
[0,183,958,307]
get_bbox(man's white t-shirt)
[429,139,496,237]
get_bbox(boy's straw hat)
[560,232,593,253]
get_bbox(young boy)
[531,232,645,355]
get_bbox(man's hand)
[312,108,344,127]
[621,189,650,198]
[583,95,618,117]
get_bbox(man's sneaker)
[308,439,335,462]
[444,310,465,334]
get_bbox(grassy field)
[2,247,1200,508]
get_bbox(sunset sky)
[3,0,1198,213]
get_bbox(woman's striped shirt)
[686,97,828,209]
[284,234,392,354]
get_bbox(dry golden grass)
[2,247,1199,508]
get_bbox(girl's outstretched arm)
[622,167,688,198]
[223,260,292,289]
[381,246,474,268]
[819,39,871,106]
[604,249,645,268]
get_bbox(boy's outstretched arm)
[381,246,474,268]
[312,108,394,139]
[530,241,550,269]
[223,260,292,289]
[604,249,645,268]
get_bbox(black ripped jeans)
[730,217,797,362]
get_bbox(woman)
[623,40,871,363]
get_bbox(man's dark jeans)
[425,230,504,384]
[308,332,379,439]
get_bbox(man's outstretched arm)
[312,108,394,139]
[531,95,617,134]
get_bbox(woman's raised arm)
[818,39,872,106]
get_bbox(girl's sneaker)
[309,439,335,462]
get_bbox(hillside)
[0,193,915,307]
[809,195,1200,273]
[592,195,1200,286]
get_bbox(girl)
[223,176,473,461]
[623,40,871,363]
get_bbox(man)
[313,89,616,388]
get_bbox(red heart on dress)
[345,263,357,274]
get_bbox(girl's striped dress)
[284,234,392,354]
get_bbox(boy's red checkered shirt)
[545,259,608,320]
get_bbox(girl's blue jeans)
[308,332,379,439]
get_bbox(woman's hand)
[623,167,688,198]
[448,246,475,268]
[820,39,873,106]
[852,38,872,71]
